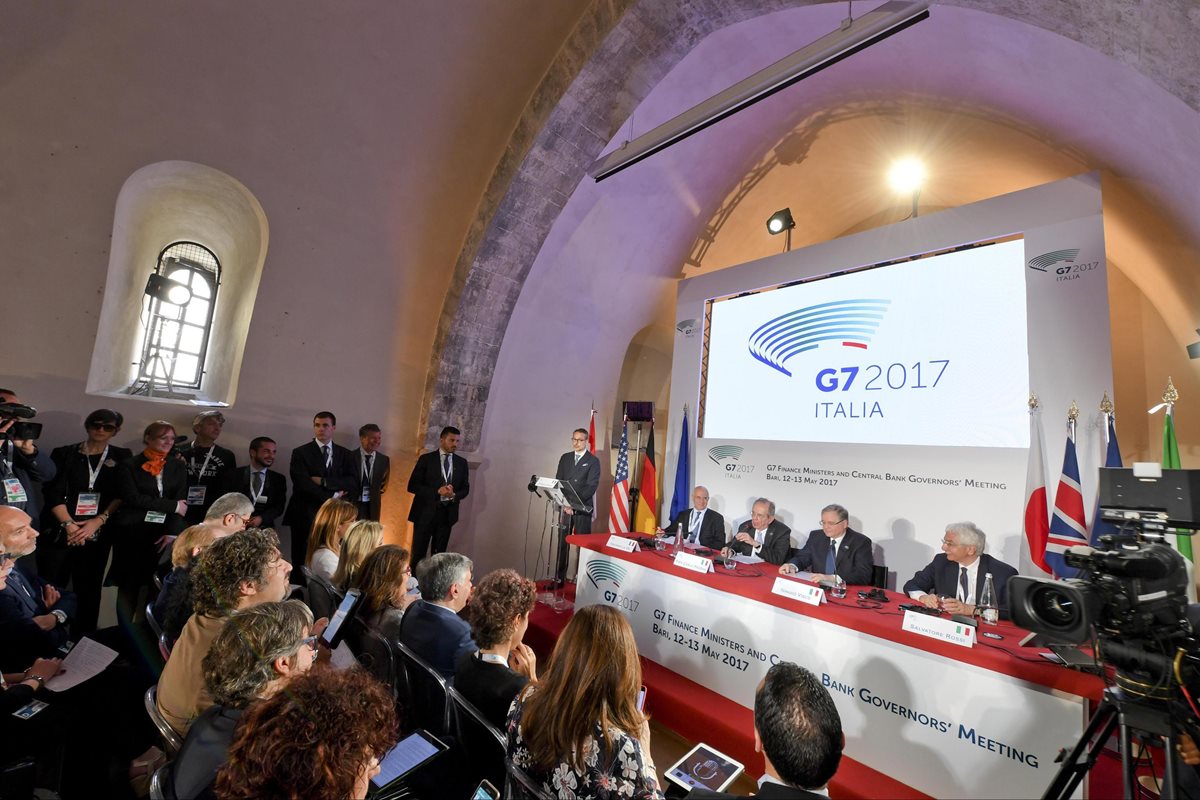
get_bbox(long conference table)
[525,534,1105,800]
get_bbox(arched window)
[128,241,221,395]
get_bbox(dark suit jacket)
[663,507,726,550]
[222,466,287,530]
[687,781,827,799]
[407,450,469,526]
[0,440,56,525]
[0,567,78,670]
[787,528,874,585]
[170,703,241,800]
[398,599,476,681]
[283,440,358,526]
[555,450,601,511]
[902,553,1019,619]
[355,448,390,520]
[728,519,792,566]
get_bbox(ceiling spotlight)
[1188,329,1200,359]
[144,273,192,305]
[888,157,926,194]
[766,208,796,235]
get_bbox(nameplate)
[673,551,713,574]
[771,577,824,606]
[902,610,976,648]
[606,535,638,553]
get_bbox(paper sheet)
[45,637,118,692]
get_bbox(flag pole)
[1099,391,1113,447]
[1067,399,1079,442]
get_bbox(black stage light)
[766,208,795,235]
[144,273,192,305]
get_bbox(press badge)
[3,478,27,503]
[186,485,207,506]
[145,511,168,524]
[361,487,371,502]
[75,493,100,517]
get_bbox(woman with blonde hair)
[331,519,384,590]
[153,523,222,643]
[506,604,662,799]
[304,498,357,581]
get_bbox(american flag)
[608,419,631,533]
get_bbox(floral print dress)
[506,689,663,800]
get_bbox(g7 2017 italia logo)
[748,299,890,377]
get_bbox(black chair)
[394,640,452,737]
[447,685,506,794]
[300,565,343,621]
[505,757,553,800]
[872,564,888,590]
[148,761,174,800]
[343,616,398,699]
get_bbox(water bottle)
[831,574,847,599]
[979,573,999,625]
[672,527,683,554]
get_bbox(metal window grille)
[128,242,220,395]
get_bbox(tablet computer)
[369,729,448,792]
[664,742,744,792]
[321,589,363,650]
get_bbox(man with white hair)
[903,521,1018,619]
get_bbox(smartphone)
[471,779,500,800]
[636,685,647,712]
[369,729,448,791]
[664,742,744,792]
[321,589,363,649]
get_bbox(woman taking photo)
[42,408,132,634]
[111,420,188,629]
[506,604,662,800]
[304,498,357,582]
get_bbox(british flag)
[1045,430,1087,578]
[608,420,631,533]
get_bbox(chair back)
[148,761,173,800]
[394,639,452,736]
[145,602,173,659]
[447,685,506,791]
[343,615,398,699]
[504,757,553,800]
[144,685,183,754]
[300,565,343,620]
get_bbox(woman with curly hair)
[455,568,538,728]
[215,667,398,800]
[305,498,358,581]
[506,604,662,800]
[352,544,415,641]
[331,519,383,591]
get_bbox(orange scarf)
[141,448,168,476]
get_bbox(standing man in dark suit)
[903,521,1019,618]
[554,429,601,534]
[724,498,791,566]
[354,423,390,522]
[781,503,874,585]
[179,410,238,525]
[657,485,725,550]
[224,437,287,530]
[407,426,469,570]
[283,412,357,563]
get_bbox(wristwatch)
[51,610,67,625]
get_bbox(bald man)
[656,486,725,550]
[0,506,77,670]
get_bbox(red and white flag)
[1022,407,1051,576]
[608,419,631,533]
[588,408,597,455]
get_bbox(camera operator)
[0,389,55,553]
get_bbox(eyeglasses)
[87,423,118,432]
[819,520,847,528]
[941,539,963,547]
[301,635,319,651]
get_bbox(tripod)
[1044,687,1180,799]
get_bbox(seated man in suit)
[657,485,725,550]
[0,506,77,671]
[399,551,475,682]
[903,521,1018,619]
[224,437,287,530]
[780,503,874,585]
[688,661,843,799]
[723,498,791,566]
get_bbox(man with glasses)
[903,521,1018,618]
[202,492,254,535]
[657,485,726,550]
[552,428,601,583]
[780,503,874,585]
[399,552,475,682]
[725,498,793,566]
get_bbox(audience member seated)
[202,493,254,536]
[353,544,414,641]
[214,666,398,800]
[0,507,78,671]
[686,662,843,799]
[41,407,132,635]
[903,521,1018,619]
[153,524,220,647]
[158,528,292,736]
[723,498,792,566]
[456,568,537,729]
[171,600,317,800]
[304,498,358,582]
[331,519,383,591]
[507,604,662,800]
[399,552,474,681]
[780,503,874,586]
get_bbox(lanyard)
[84,444,110,491]
[362,452,374,482]
[249,470,267,505]
[1,440,11,474]
[190,447,215,481]
[477,651,508,666]
[155,471,164,498]
[441,453,452,483]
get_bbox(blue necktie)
[825,540,837,574]
[959,567,969,601]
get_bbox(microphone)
[527,475,542,497]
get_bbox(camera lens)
[1030,585,1079,629]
